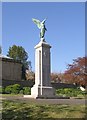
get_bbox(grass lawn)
[1,94,23,97]
[2,99,86,120]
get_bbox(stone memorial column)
[31,38,55,98]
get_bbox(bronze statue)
[32,18,47,39]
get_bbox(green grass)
[2,100,86,120]
[1,94,23,97]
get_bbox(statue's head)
[42,21,45,24]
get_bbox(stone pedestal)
[31,38,55,98]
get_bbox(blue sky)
[2,2,85,73]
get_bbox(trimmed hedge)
[0,86,5,94]
[1,84,31,95]
[5,85,13,94]
[11,84,21,94]
[56,88,86,97]
[23,87,31,95]
[1,84,86,97]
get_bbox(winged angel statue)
[32,18,47,39]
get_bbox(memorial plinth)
[31,39,55,98]
[24,39,70,99]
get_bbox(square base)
[31,85,55,99]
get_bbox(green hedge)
[1,84,31,95]
[56,88,86,97]
[0,86,5,94]
[23,87,31,95]
[5,85,13,94]
[11,84,21,94]
[1,84,86,97]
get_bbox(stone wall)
[0,57,22,81]
[51,82,77,89]
[2,79,77,89]
[2,79,34,87]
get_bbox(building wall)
[2,60,22,81]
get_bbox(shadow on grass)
[2,107,50,120]
[2,100,86,120]
[2,100,49,120]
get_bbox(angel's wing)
[32,18,41,29]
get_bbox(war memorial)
[24,18,69,99]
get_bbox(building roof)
[0,54,13,59]
[0,54,21,63]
